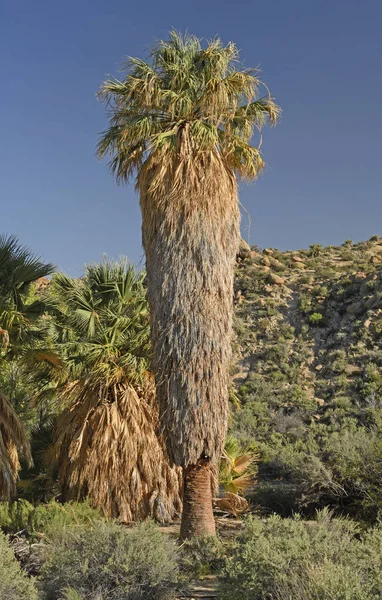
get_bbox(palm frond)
[0,391,32,500]
[97,30,280,184]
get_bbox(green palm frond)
[220,434,258,495]
[0,234,54,307]
[47,260,150,389]
[97,30,280,183]
[0,234,54,352]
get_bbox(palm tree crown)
[97,31,280,184]
[49,260,150,387]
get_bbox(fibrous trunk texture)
[140,156,240,467]
[55,381,182,523]
[180,458,215,539]
[0,391,31,500]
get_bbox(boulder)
[344,364,361,375]
[347,300,363,314]
[269,273,285,285]
[365,295,378,309]
[270,258,284,269]
[262,256,271,267]
[237,239,251,259]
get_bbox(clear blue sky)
[1,0,381,275]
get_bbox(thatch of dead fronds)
[140,158,240,466]
[55,379,182,523]
[0,391,31,500]
[97,31,280,467]
[47,261,182,522]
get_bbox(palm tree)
[97,32,279,537]
[47,261,182,522]
[0,234,54,500]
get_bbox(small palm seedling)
[214,435,258,515]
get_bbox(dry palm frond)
[213,491,249,516]
[97,32,280,468]
[0,328,9,348]
[55,379,182,523]
[0,391,32,500]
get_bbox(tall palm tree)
[97,32,279,537]
[47,261,182,522]
[0,234,54,500]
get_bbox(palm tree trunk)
[140,158,240,538]
[180,458,215,539]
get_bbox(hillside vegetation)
[232,235,382,520]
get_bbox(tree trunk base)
[180,458,216,539]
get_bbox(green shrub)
[249,481,300,516]
[265,428,382,520]
[180,536,225,579]
[220,510,382,599]
[0,529,38,599]
[59,590,84,600]
[309,312,324,325]
[0,500,102,536]
[40,519,178,600]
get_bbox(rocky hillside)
[231,236,382,519]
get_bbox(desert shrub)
[0,529,38,599]
[59,590,84,600]
[299,294,312,313]
[309,312,324,325]
[0,499,102,535]
[309,244,323,257]
[40,519,178,600]
[180,536,225,578]
[272,413,306,439]
[220,510,382,599]
[268,428,382,519]
[249,481,300,516]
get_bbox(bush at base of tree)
[220,509,382,600]
[0,499,103,535]
[0,529,38,600]
[40,519,179,600]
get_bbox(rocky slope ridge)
[231,236,382,518]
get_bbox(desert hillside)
[231,236,382,518]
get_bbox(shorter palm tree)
[0,234,54,500]
[48,261,182,522]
